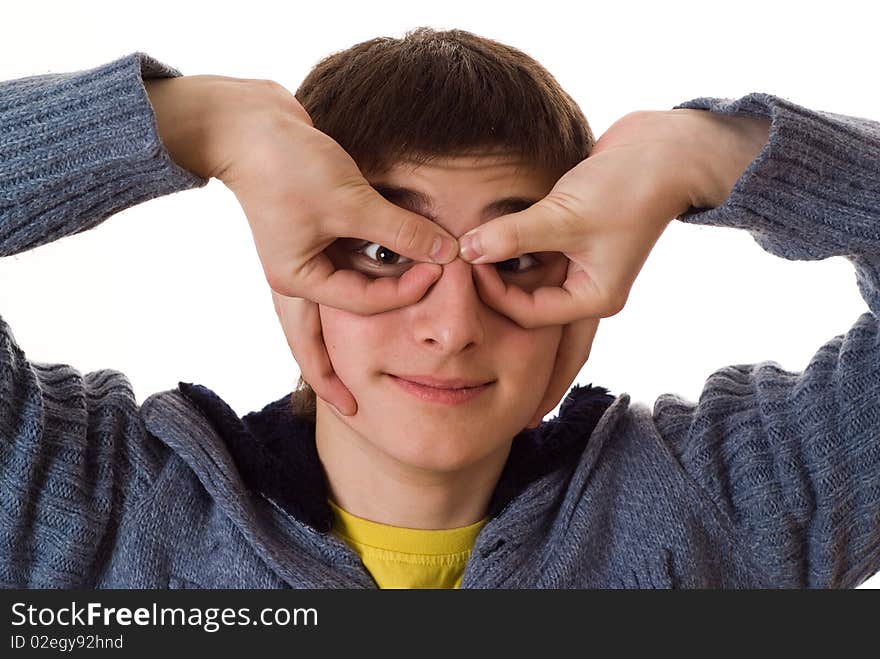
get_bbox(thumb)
[351,189,459,264]
[459,197,581,264]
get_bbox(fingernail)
[430,236,457,263]
[460,232,487,263]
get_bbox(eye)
[494,254,539,273]
[357,243,414,267]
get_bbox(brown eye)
[495,254,539,273]
[359,243,413,266]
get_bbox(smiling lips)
[388,374,494,405]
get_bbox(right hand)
[146,75,459,415]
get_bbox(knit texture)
[1,53,879,588]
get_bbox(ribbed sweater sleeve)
[0,52,207,254]
[0,53,207,586]
[653,93,880,588]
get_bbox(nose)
[409,257,486,355]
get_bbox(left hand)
[465,109,771,425]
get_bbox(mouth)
[386,374,495,405]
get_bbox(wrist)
[144,74,236,180]
[145,75,315,182]
[673,108,770,209]
[145,75,212,179]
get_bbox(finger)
[272,292,357,415]
[459,197,582,265]
[329,189,459,264]
[286,252,443,315]
[473,263,609,327]
[526,318,600,428]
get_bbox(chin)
[364,411,520,474]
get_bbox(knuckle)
[603,290,628,317]
[256,77,283,90]
[306,359,338,389]
[286,96,314,126]
[265,266,303,298]
[501,305,539,330]
[252,79,313,126]
[354,293,387,315]
[250,78,287,107]
[264,268,287,295]
[506,222,524,257]
[347,298,372,315]
[611,110,651,133]
[393,217,424,256]
[542,192,583,233]
[256,78,292,103]
[516,312,543,330]
[490,223,521,259]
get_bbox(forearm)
[674,92,880,315]
[144,74,233,180]
[0,52,207,258]
[674,93,880,258]
[650,96,880,588]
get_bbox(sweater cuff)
[78,51,209,190]
[0,52,208,255]
[670,92,880,262]
[6,51,207,192]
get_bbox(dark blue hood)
[176,382,616,533]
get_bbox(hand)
[462,109,771,424]
[146,75,461,414]
[521,315,599,428]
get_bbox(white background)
[1,0,878,588]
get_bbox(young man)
[1,29,878,588]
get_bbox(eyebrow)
[371,184,539,222]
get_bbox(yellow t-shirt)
[328,499,487,589]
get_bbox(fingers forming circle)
[472,264,608,328]
[271,291,357,415]
[527,317,600,428]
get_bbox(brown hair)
[290,27,595,419]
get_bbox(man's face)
[318,155,568,474]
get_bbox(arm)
[0,52,206,586]
[0,52,453,585]
[0,52,207,255]
[456,90,879,586]
[653,93,880,588]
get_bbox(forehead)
[366,155,558,234]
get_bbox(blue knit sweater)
[1,53,879,589]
